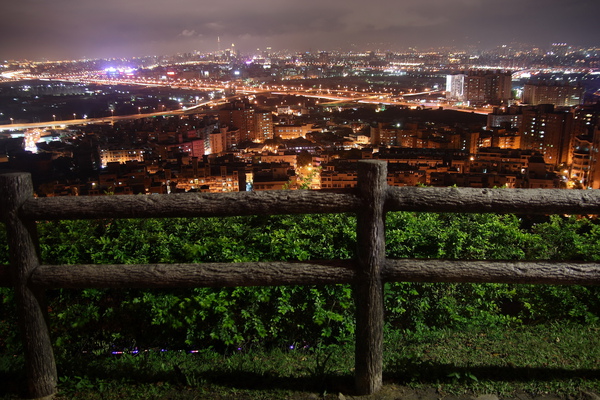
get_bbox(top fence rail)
[6,185,600,223]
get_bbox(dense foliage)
[1,213,600,360]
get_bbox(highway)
[0,95,243,132]
[0,75,489,132]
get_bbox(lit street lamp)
[52,115,56,121]
[10,118,14,124]
[73,113,76,120]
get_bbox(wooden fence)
[2,160,600,399]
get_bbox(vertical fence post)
[0,172,57,398]
[354,160,387,395]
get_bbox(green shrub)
[2,213,600,358]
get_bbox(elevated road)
[0,77,489,132]
[0,95,244,132]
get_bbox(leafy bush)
[33,215,357,356]
[2,213,600,359]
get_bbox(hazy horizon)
[2,0,599,61]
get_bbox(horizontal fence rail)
[3,260,600,289]
[2,161,600,398]
[10,186,600,222]
[19,190,362,220]
[386,186,600,214]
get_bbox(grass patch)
[384,322,600,396]
[1,323,599,399]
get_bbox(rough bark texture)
[19,185,600,220]
[354,160,386,395]
[383,259,600,285]
[386,186,600,214]
[30,261,356,288]
[0,172,57,399]
[20,190,361,220]
[14,260,600,289]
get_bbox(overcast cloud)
[1,0,598,60]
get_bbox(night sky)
[2,0,599,61]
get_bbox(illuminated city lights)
[0,41,599,195]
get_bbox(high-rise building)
[522,83,584,107]
[370,123,401,147]
[581,105,600,188]
[464,70,512,106]
[520,104,574,165]
[573,104,600,136]
[445,74,466,102]
[219,101,255,144]
[588,126,600,189]
[487,106,523,129]
[447,70,512,106]
[253,110,273,142]
[219,100,273,145]
[209,127,238,154]
[569,135,592,185]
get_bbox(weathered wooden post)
[0,172,57,398]
[354,160,387,395]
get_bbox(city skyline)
[2,0,599,61]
